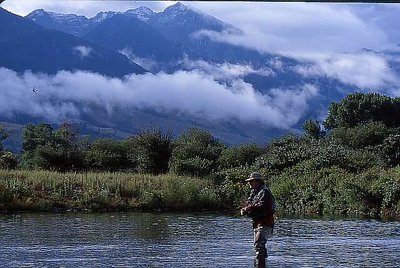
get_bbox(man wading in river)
[241,172,276,268]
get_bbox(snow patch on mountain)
[27,9,87,24]
[91,11,116,23]
[125,6,154,21]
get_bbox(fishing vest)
[247,185,276,227]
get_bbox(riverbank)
[0,169,245,213]
[1,168,400,219]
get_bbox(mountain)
[26,9,93,37]
[82,14,183,66]
[149,3,241,43]
[144,2,289,69]
[25,3,281,69]
[124,6,154,22]
[27,7,155,37]
[0,8,146,77]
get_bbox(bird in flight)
[33,87,38,94]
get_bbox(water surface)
[1,213,399,267]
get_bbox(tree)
[218,143,263,169]
[324,93,400,129]
[50,123,86,171]
[0,126,17,169]
[381,133,400,167]
[303,120,323,140]
[0,125,8,152]
[170,128,225,176]
[20,123,85,171]
[125,129,172,174]
[328,121,391,149]
[0,151,18,169]
[20,124,54,169]
[85,138,128,171]
[253,134,311,172]
[22,124,53,153]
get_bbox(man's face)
[248,180,259,189]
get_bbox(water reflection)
[0,213,399,267]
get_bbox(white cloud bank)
[0,68,318,129]
[182,58,275,80]
[192,3,395,57]
[294,53,399,90]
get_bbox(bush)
[170,157,214,177]
[125,129,172,175]
[216,179,248,209]
[253,134,311,172]
[85,139,128,171]
[307,140,381,172]
[328,121,391,149]
[269,165,400,218]
[324,92,400,129]
[170,128,224,176]
[218,143,263,169]
[381,133,400,167]
[0,151,17,169]
[20,123,85,171]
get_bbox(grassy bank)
[1,168,400,219]
[0,170,246,213]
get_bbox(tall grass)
[0,170,239,212]
[3,167,398,218]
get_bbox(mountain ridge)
[0,7,147,77]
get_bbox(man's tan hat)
[245,172,263,182]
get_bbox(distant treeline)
[1,92,400,217]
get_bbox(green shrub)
[216,179,248,209]
[0,151,17,169]
[20,123,85,171]
[170,128,224,176]
[125,129,172,175]
[381,133,400,167]
[170,157,214,177]
[324,92,400,129]
[328,121,390,149]
[253,134,311,172]
[218,143,263,169]
[85,139,128,171]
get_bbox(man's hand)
[240,205,251,216]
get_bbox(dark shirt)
[246,185,275,228]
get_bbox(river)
[1,213,399,267]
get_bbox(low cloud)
[193,3,393,57]
[119,47,159,72]
[181,58,275,80]
[0,68,318,129]
[294,53,399,90]
[73,46,93,58]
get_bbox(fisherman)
[240,172,275,268]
